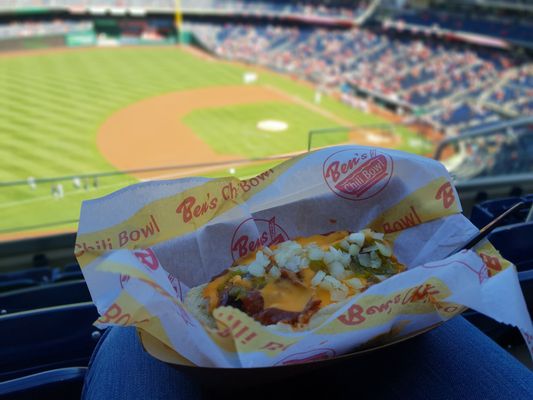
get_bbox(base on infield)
[256,119,289,132]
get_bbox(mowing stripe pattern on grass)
[0,46,432,234]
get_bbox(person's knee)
[83,327,207,399]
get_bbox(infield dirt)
[97,84,401,180]
[97,85,292,177]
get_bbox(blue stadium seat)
[0,280,91,314]
[0,302,102,381]
[0,267,52,285]
[488,222,533,273]
[0,279,37,293]
[50,263,83,282]
[63,263,81,273]
[52,270,84,283]
[470,195,533,228]
[0,367,86,400]
[399,10,532,43]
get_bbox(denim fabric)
[83,316,533,399]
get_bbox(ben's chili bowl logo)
[323,148,394,201]
[230,217,289,261]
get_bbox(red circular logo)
[230,217,289,261]
[323,148,394,201]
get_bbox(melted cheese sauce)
[260,280,312,311]
[203,231,383,314]
[293,231,348,249]
[204,274,227,312]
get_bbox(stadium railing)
[434,116,533,160]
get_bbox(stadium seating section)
[0,263,83,293]
[0,260,97,397]
[396,8,533,45]
[181,0,370,19]
[0,0,371,20]
[1,1,531,138]
[0,21,93,41]
[189,22,532,134]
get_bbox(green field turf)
[0,46,432,237]
[183,102,348,157]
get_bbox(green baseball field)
[0,46,433,238]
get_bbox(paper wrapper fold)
[76,146,533,368]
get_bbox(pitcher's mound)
[257,120,288,132]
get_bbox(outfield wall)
[0,12,177,53]
[0,34,66,52]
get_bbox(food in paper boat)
[185,229,405,331]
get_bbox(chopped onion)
[340,239,350,250]
[345,277,364,290]
[358,252,371,267]
[376,241,392,257]
[328,261,345,279]
[307,246,324,261]
[311,270,326,287]
[248,262,265,277]
[349,244,361,256]
[348,232,365,247]
[369,251,382,269]
[268,266,281,279]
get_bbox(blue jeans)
[82,317,533,399]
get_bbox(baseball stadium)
[0,0,532,397]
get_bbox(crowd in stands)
[0,0,175,11]
[1,0,530,45]
[0,0,371,19]
[394,8,533,45]
[0,20,92,40]
[487,65,533,116]
[429,64,533,134]
[181,0,371,20]
[429,102,503,134]
[190,22,532,135]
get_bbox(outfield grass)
[0,46,431,236]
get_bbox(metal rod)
[445,201,526,258]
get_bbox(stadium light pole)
[175,0,182,41]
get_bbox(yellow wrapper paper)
[76,146,533,368]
